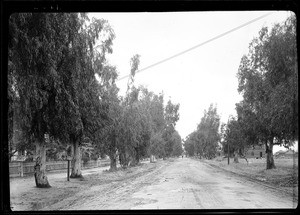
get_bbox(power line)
[117,12,273,82]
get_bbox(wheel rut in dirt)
[43,160,173,210]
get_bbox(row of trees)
[221,14,298,169]
[9,13,109,187]
[184,104,220,159]
[98,80,183,170]
[183,14,297,171]
[8,13,183,188]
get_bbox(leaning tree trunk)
[34,142,51,188]
[70,140,83,178]
[266,138,276,169]
[240,150,249,165]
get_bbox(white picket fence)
[9,159,110,178]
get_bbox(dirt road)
[10,157,297,210]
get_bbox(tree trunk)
[109,151,117,171]
[119,152,123,167]
[70,140,83,178]
[119,150,130,168]
[150,154,155,163]
[134,149,140,165]
[240,150,249,165]
[266,139,276,169]
[130,150,139,167]
[233,151,239,163]
[34,141,51,188]
[119,151,124,167]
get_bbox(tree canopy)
[184,104,220,159]
[236,14,297,169]
[8,12,186,186]
[8,13,117,184]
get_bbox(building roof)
[285,149,295,155]
[274,149,296,156]
[274,150,286,155]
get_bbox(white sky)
[90,11,297,152]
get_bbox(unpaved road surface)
[10,157,297,210]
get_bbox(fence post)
[20,162,24,177]
[67,160,70,181]
[67,156,72,181]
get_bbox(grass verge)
[201,156,298,198]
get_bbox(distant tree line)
[184,104,220,160]
[8,13,183,188]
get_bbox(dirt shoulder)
[44,159,174,210]
[10,159,171,211]
[199,157,298,200]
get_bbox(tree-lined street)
[5,9,297,212]
[10,158,296,210]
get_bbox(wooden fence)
[9,159,110,178]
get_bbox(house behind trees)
[274,149,298,159]
[245,144,265,159]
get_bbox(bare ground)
[204,156,298,197]
[10,157,298,210]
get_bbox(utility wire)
[117,12,273,81]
